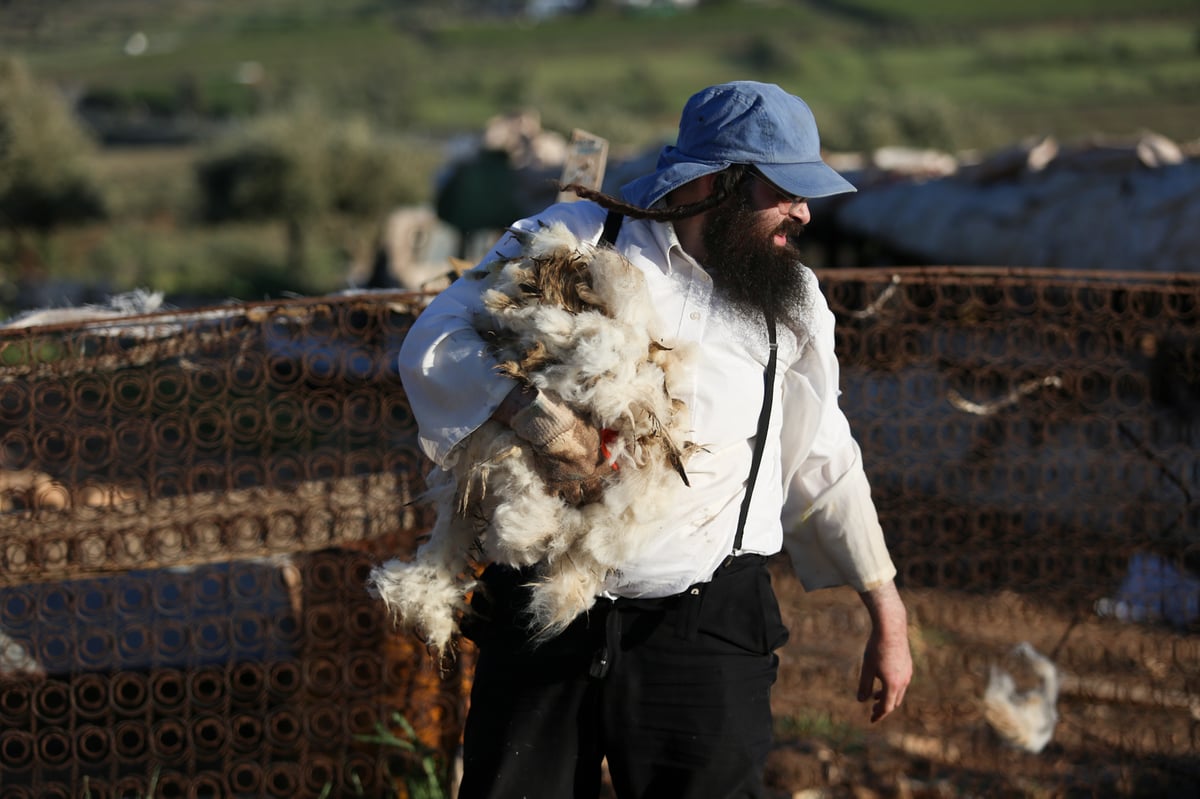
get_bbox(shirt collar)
[647,218,711,283]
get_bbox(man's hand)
[856,580,912,723]
[496,385,605,502]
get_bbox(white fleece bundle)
[369,221,696,657]
[984,641,1060,754]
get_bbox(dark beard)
[701,183,810,325]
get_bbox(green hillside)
[2,0,1198,310]
[6,0,1199,151]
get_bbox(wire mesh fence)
[0,270,1197,797]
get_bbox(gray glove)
[508,390,603,487]
[509,390,601,476]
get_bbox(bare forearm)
[856,579,913,722]
[858,580,908,642]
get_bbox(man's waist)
[601,543,777,600]
[603,552,769,607]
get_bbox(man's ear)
[671,173,718,206]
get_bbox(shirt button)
[689,311,700,321]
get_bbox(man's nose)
[788,200,811,225]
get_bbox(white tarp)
[829,135,1200,272]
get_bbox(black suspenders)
[726,311,776,568]
[600,209,624,247]
[599,209,777,571]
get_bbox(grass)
[91,145,200,220]
[774,710,866,753]
[356,711,450,799]
[818,0,1200,24]
[10,132,446,310]
[83,766,160,799]
[14,3,1200,147]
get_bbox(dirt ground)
[760,557,1200,799]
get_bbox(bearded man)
[397,81,912,799]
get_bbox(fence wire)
[0,271,1196,797]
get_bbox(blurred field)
[6,0,1200,150]
[3,0,1199,313]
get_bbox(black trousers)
[457,555,790,799]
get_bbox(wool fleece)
[369,222,697,657]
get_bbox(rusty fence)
[0,269,1197,797]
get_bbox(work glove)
[508,390,605,503]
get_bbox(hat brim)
[757,160,857,200]
[619,147,729,209]
[621,146,857,208]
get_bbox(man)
[397,81,911,799]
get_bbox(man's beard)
[701,185,810,325]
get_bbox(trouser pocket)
[696,555,790,656]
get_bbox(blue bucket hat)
[621,81,855,209]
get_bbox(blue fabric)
[621,81,856,208]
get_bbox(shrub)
[195,97,425,273]
[0,56,106,236]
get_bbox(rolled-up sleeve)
[779,293,896,592]
[397,282,515,466]
[397,237,524,466]
[397,203,608,467]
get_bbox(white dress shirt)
[397,200,896,598]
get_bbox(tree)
[0,56,106,279]
[195,97,418,278]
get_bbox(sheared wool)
[984,641,1060,753]
[369,222,696,658]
